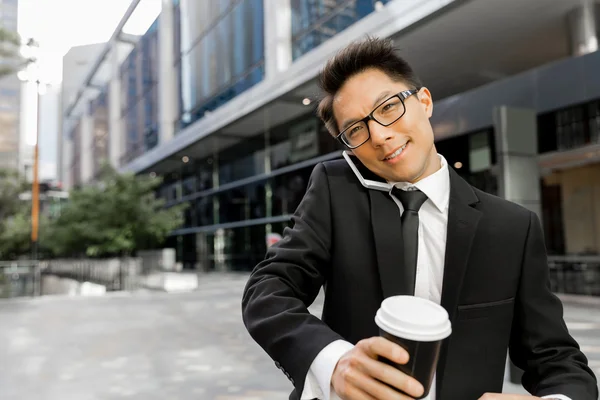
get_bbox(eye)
[348,125,363,137]
[381,101,400,113]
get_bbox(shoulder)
[314,159,360,184]
[472,186,533,222]
[309,159,368,195]
[320,159,353,176]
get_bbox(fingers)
[346,367,420,400]
[354,338,424,398]
[358,336,410,365]
[333,337,425,400]
[341,384,378,400]
[479,394,539,400]
[357,355,424,398]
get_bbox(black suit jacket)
[242,157,598,400]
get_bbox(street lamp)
[17,38,47,261]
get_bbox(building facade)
[0,0,20,171]
[58,43,106,187]
[61,0,600,273]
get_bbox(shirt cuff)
[541,395,572,400]
[300,339,355,400]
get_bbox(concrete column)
[264,0,292,79]
[158,0,177,143]
[493,106,542,219]
[108,44,123,169]
[80,112,94,183]
[62,129,73,190]
[566,0,600,56]
[195,232,209,272]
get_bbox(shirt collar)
[387,154,450,213]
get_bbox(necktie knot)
[393,188,428,212]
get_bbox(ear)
[418,87,433,118]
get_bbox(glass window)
[436,129,497,195]
[197,161,214,191]
[232,2,246,77]
[182,176,196,196]
[119,20,160,164]
[196,196,214,226]
[180,233,198,269]
[218,181,267,224]
[291,0,392,59]
[184,203,197,228]
[177,0,264,127]
[269,115,342,171]
[271,167,313,216]
[220,225,267,271]
[538,101,599,153]
[219,135,266,185]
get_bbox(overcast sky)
[16,0,161,181]
[18,0,160,83]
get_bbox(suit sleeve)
[241,163,345,395]
[508,211,598,400]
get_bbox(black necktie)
[392,188,428,295]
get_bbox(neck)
[408,151,441,184]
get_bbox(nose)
[368,120,393,147]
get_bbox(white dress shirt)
[299,155,570,400]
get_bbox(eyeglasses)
[336,88,421,149]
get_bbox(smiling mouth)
[383,142,408,161]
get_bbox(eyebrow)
[339,90,392,132]
[372,90,392,108]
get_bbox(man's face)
[333,68,439,183]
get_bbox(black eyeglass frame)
[335,88,421,149]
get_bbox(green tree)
[0,168,27,221]
[0,169,28,259]
[0,210,32,259]
[46,165,186,258]
[0,169,52,260]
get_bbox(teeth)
[385,143,407,160]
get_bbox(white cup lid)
[375,296,452,342]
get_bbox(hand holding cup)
[374,296,452,399]
[331,336,425,400]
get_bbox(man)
[241,37,598,400]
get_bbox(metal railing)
[0,258,145,299]
[548,255,600,296]
[0,261,41,298]
[43,258,143,292]
[2,255,599,299]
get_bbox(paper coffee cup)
[375,296,451,399]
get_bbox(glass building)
[90,88,109,178]
[0,0,21,171]
[176,0,265,129]
[62,0,600,278]
[119,18,160,166]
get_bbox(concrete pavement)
[0,273,598,399]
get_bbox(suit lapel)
[436,168,482,398]
[368,189,407,299]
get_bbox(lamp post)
[30,79,42,260]
[17,38,45,261]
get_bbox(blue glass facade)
[175,0,265,129]
[160,111,344,270]
[291,0,393,60]
[119,18,160,166]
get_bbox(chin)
[387,167,415,183]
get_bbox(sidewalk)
[0,273,598,399]
[558,293,600,307]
